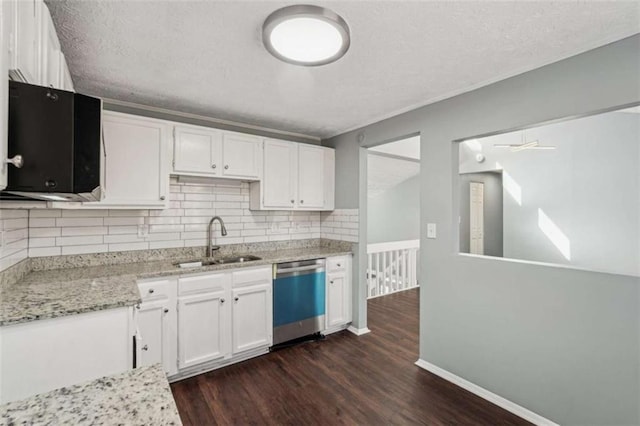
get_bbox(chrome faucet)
[207,216,228,257]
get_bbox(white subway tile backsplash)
[0,210,28,271]
[56,217,103,227]
[14,180,358,259]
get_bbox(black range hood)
[2,81,102,202]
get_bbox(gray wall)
[323,35,640,425]
[459,172,503,257]
[368,174,420,244]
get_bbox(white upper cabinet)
[58,52,74,91]
[173,124,222,175]
[40,10,60,88]
[6,0,73,90]
[8,0,42,84]
[261,139,297,209]
[250,139,335,211]
[221,132,261,179]
[298,145,325,209]
[172,124,261,180]
[84,112,170,208]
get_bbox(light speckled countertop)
[0,241,352,326]
[0,364,182,426]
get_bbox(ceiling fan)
[493,132,556,152]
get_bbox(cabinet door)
[262,139,297,208]
[173,125,221,175]
[221,132,261,179]
[40,10,60,88]
[10,0,41,84]
[326,273,348,328]
[178,290,228,369]
[298,145,325,209]
[232,283,272,354]
[97,113,170,207]
[136,299,170,371]
[59,52,74,91]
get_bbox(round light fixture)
[262,5,350,66]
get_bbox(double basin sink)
[174,255,262,269]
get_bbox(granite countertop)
[0,242,353,326]
[0,364,182,426]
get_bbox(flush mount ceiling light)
[262,5,350,66]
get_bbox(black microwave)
[2,81,102,202]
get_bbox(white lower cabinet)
[0,307,133,404]
[325,256,352,333]
[135,277,178,376]
[232,282,272,354]
[178,289,229,369]
[169,265,272,377]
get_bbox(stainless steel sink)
[214,255,262,264]
[174,255,261,268]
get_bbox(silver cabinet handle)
[148,289,154,294]
[142,345,148,351]
[5,155,23,168]
[224,165,229,170]
[220,298,225,304]
[212,164,217,169]
[160,196,166,201]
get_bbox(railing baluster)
[366,240,420,299]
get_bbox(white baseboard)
[347,325,371,336]
[415,359,559,426]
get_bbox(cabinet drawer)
[327,257,348,273]
[179,272,229,296]
[232,266,273,288]
[138,279,171,302]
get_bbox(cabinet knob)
[220,298,225,304]
[160,196,166,201]
[224,165,229,170]
[330,281,334,284]
[291,199,295,204]
[234,297,239,302]
[337,264,341,267]
[164,308,169,313]
[212,164,217,169]
[5,155,24,168]
[148,289,154,294]
[142,345,148,351]
[300,200,304,204]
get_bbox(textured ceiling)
[46,1,640,139]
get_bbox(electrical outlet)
[137,224,149,238]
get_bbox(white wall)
[460,110,640,277]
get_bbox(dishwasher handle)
[276,264,325,275]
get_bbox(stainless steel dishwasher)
[272,258,326,345]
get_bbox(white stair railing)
[367,239,420,299]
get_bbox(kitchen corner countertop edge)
[0,245,353,326]
[0,364,182,426]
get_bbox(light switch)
[427,223,437,239]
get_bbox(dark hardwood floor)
[171,288,530,425]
